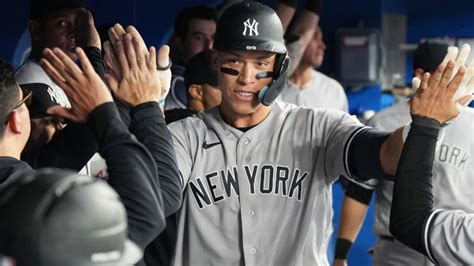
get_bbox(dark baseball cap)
[30,0,85,20]
[20,83,62,119]
[413,41,450,73]
[0,169,142,266]
[184,50,217,89]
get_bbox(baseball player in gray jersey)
[333,42,474,266]
[168,3,470,265]
[390,96,474,265]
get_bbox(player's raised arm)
[389,61,474,264]
[378,45,473,176]
[277,0,321,76]
[40,46,166,248]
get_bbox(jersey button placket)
[238,135,262,264]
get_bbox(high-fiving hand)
[40,47,113,123]
[103,24,171,107]
[412,44,474,107]
[410,59,465,124]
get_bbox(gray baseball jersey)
[362,101,474,265]
[15,59,70,108]
[169,101,366,265]
[423,209,474,264]
[277,69,348,112]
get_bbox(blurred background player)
[165,50,220,123]
[165,6,217,110]
[15,0,83,156]
[272,0,347,113]
[390,89,474,265]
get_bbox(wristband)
[334,238,352,260]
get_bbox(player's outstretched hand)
[40,47,113,122]
[103,24,171,107]
[410,59,466,124]
[412,44,474,107]
[75,8,101,50]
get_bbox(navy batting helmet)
[214,1,290,106]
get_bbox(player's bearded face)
[215,50,275,117]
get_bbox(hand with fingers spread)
[412,44,474,107]
[103,24,127,83]
[103,24,149,85]
[104,32,161,107]
[103,24,171,107]
[39,47,113,123]
[74,8,101,50]
[410,60,466,124]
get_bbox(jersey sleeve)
[321,110,366,182]
[168,120,194,188]
[424,209,474,265]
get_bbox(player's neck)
[289,66,313,89]
[218,104,271,128]
[0,141,22,160]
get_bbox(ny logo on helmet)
[243,18,259,37]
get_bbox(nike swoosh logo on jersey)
[203,141,221,149]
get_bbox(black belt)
[379,235,395,241]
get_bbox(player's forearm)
[130,101,182,216]
[338,196,369,241]
[334,195,370,260]
[389,116,440,255]
[88,102,166,248]
[289,10,319,46]
[275,2,296,32]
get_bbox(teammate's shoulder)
[168,107,218,130]
[274,100,352,120]
[459,105,474,116]
[452,106,474,128]
[15,59,51,85]
[367,101,410,126]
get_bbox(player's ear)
[188,84,204,101]
[7,111,24,134]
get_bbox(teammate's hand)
[40,47,113,122]
[104,31,161,107]
[410,59,465,124]
[332,259,348,266]
[74,8,101,50]
[412,44,474,107]
[104,24,171,107]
